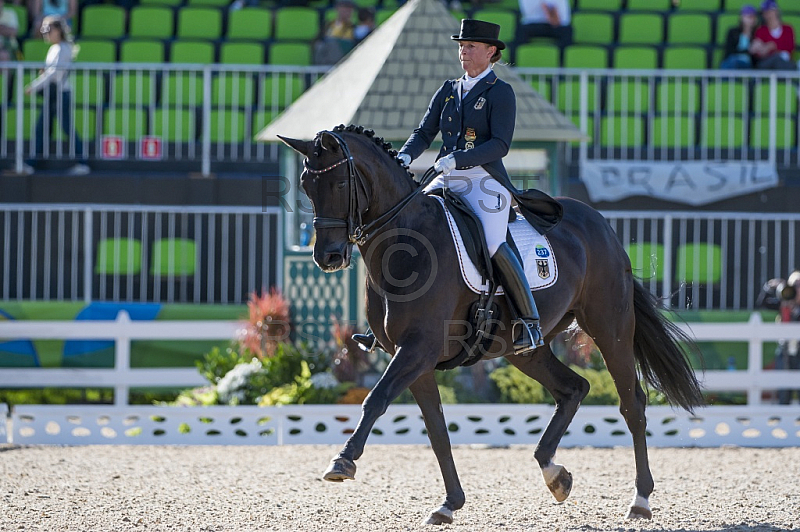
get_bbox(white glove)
[398,153,412,166]
[434,154,456,175]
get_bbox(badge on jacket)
[465,128,476,149]
[474,97,486,110]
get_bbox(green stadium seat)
[528,77,552,102]
[150,239,197,276]
[676,243,722,284]
[471,10,516,43]
[576,0,622,9]
[22,39,49,62]
[563,45,607,68]
[753,81,798,113]
[227,8,272,40]
[571,12,614,45]
[652,115,696,147]
[667,13,712,45]
[750,116,795,149]
[72,72,105,105]
[702,116,745,147]
[75,39,116,62]
[103,107,147,140]
[171,40,215,63]
[676,0,720,9]
[219,42,264,64]
[601,116,645,147]
[152,107,197,142]
[626,242,665,282]
[96,238,143,275]
[53,107,97,141]
[120,40,166,63]
[212,73,256,106]
[162,72,204,106]
[724,0,752,11]
[557,80,599,112]
[80,5,126,38]
[269,43,312,66]
[7,4,28,35]
[606,80,650,112]
[274,7,320,41]
[140,0,183,5]
[252,110,274,135]
[515,43,560,67]
[187,0,229,5]
[704,80,749,112]
[129,6,175,39]
[657,79,700,112]
[177,7,223,39]
[619,13,664,45]
[261,73,304,109]
[209,109,246,143]
[715,13,739,45]
[613,46,658,69]
[626,0,671,10]
[111,72,156,105]
[568,113,594,144]
[2,107,34,140]
[662,46,707,69]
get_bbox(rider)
[355,19,545,356]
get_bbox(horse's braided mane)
[333,124,415,179]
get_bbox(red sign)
[140,136,162,160]
[101,136,124,159]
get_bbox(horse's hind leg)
[508,344,589,503]
[577,299,653,519]
[409,372,465,525]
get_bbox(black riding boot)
[492,242,544,355]
[352,332,377,352]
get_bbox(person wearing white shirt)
[22,15,89,176]
[518,0,573,48]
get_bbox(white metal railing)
[0,203,282,303]
[0,62,328,173]
[516,68,800,167]
[0,311,798,406]
[0,311,238,405]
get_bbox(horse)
[279,125,704,525]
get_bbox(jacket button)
[448,117,452,122]
[448,132,452,136]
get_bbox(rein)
[306,131,438,246]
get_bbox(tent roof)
[257,0,584,143]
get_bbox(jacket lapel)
[462,71,497,109]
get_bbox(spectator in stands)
[30,0,76,33]
[313,0,356,65]
[0,0,20,62]
[750,0,796,70]
[22,16,89,176]
[757,271,800,404]
[721,5,758,69]
[354,7,375,43]
[518,0,572,48]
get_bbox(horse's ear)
[278,135,312,156]
[319,132,340,153]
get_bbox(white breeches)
[424,170,511,257]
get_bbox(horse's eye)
[336,181,347,190]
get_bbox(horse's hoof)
[424,506,453,525]
[322,456,357,482]
[542,464,573,502]
[626,495,652,519]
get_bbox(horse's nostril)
[324,252,343,266]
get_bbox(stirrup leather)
[352,333,377,353]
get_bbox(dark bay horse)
[279,125,703,525]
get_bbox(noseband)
[304,131,436,247]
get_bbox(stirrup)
[352,333,377,353]
[513,319,544,355]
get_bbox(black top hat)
[451,19,505,50]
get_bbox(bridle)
[304,131,436,247]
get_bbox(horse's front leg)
[409,372,465,525]
[322,343,436,482]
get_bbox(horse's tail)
[632,280,705,413]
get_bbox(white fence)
[0,203,282,303]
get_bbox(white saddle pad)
[432,196,558,295]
